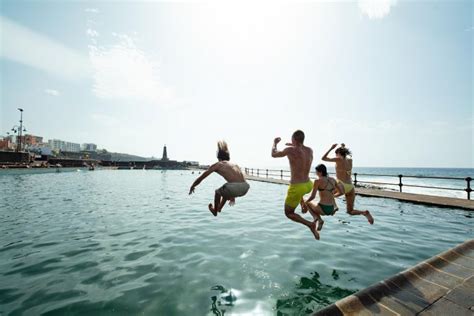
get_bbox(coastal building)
[28,144,52,156]
[48,139,81,152]
[82,143,97,151]
[23,134,43,146]
[0,138,15,151]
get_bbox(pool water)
[0,170,472,315]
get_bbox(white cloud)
[358,0,397,19]
[87,32,176,105]
[0,15,90,80]
[44,89,60,96]
[85,8,99,14]
[86,28,99,37]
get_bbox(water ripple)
[0,170,472,315]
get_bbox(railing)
[244,168,473,200]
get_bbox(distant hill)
[109,152,154,162]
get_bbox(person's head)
[315,164,328,178]
[217,141,230,161]
[291,130,305,145]
[335,143,352,158]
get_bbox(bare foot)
[317,220,324,231]
[365,211,374,224]
[309,221,320,240]
[208,204,218,216]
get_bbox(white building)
[48,139,81,152]
[28,144,52,156]
[82,143,97,151]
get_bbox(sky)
[0,0,472,168]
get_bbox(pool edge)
[313,239,474,315]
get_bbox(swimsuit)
[318,203,335,215]
[337,180,354,194]
[216,182,250,199]
[318,177,336,215]
[285,180,313,208]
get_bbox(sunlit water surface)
[0,170,472,315]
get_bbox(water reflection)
[276,270,356,315]
[209,285,236,315]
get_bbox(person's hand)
[330,143,338,150]
[189,186,195,195]
[274,137,281,145]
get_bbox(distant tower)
[162,145,169,161]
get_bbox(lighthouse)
[162,145,169,161]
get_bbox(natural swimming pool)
[0,170,472,315]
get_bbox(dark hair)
[335,143,352,158]
[217,141,230,161]
[292,130,305,144]
[315,164,328,177]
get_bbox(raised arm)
[321,143,338,162]
[189,163,219,194]
[271,137,290,158]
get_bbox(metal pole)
[266,169,268,178]
[257,169,259,177]
[398,174,403,192]
[354,173,358,187]
[466,177,472,200]
[18,108,23,152]
[280,170,283,179]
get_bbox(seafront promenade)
[244,175,474,210]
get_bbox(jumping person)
[189,141,250,216]
[322,143,374,224]
[302,164,343,237]
[271,130,319,239]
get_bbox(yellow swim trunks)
[285,180,313,208]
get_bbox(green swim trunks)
[285,180,313,208]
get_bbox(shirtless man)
[189,141,250,216]
[271,130,319,239]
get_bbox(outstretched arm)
[322,144,338,162]
[189,163,219,194]
[271,137,289,158]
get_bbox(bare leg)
[285,205,319,240]
[306,202,325,231]
[346,190,374,224]
[209,192,223,216]
[216,197,228,213]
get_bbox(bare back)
[335,158,352,183]
[215,161,246,183]
[287,145,313,184]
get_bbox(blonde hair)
[217,140,230,161]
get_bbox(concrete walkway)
[314,239,474,315]
[244,175,474,210]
